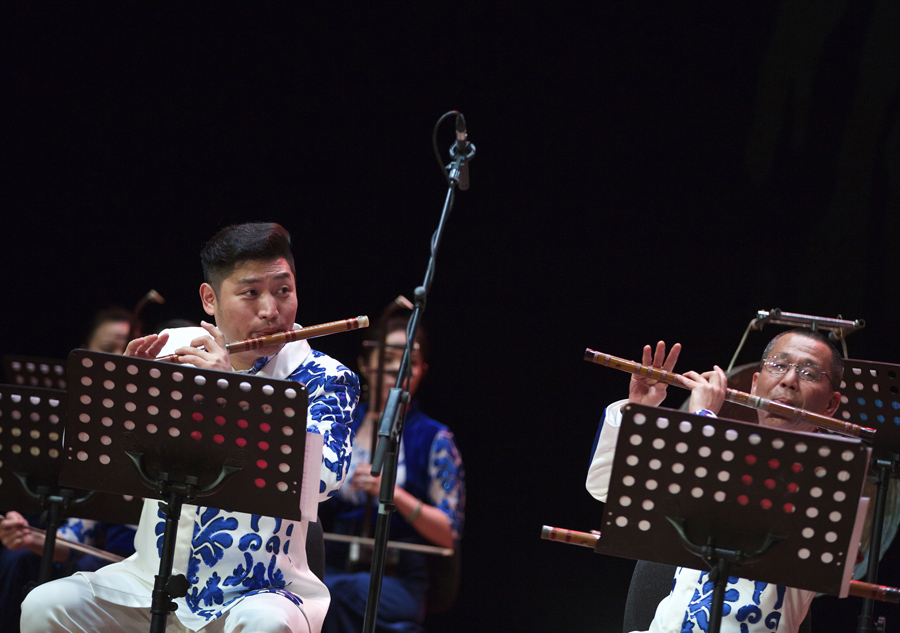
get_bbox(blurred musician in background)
[81,306,131,354]
[321,312,465,633]
[586,329,842,633]
[0,306,137,633]
[19,222,360,633]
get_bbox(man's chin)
[229,348,279,371]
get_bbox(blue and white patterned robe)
[76,326,359,632]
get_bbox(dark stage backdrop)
[2,4,899,632]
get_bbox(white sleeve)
[585,399,629,503]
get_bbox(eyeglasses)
[762,358,833,385]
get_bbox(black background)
[3,3,900,632]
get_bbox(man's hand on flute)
[628,341,682,407]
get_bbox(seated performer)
[586,329,842,633]
[20,222,360,633]
[321,312,465,633]
[0,306,136,633]
[81,306,132,354]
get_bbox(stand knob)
[166,574,190,599]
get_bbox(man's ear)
[750,371,759,396]
[825,390,841,418]
[200,283,217,317]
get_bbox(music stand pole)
[857,459,894,633]
[34,492,64,586]
[362,111,473,633]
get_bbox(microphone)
[451,113,473,190]
[455,113,468,151]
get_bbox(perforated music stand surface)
[3,355,67,390]
[595,404,871,597]
[0,383,142,524]
[838,359,900,459]
[61,350,322,522]
[0,384,67,511]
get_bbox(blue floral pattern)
[675,569,792,632]
[287,349,357,499]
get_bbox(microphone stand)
[362,111,474,633]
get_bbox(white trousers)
[20,575,311,633]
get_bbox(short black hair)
[761,328,844,386]
[200,222,296,294]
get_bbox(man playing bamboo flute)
[586,329,842,633]
[21,222,360,633]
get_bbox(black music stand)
[0,383,142,586]
[61,349,322,633]
[3,355,67,390]
[835,359,900,632]
[595,404,871,633]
